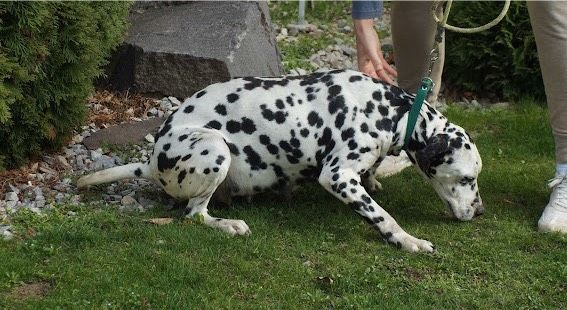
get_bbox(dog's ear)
[415,134,451,174]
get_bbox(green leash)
[403,77,434,147]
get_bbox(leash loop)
[431,0,511,34]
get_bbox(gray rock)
[121,195,138,206]
[340,25,352,33]
[287,23,317,34]
[56,155,72,170]
[119,196,144,213]
[148,107,159,116]
[120,189,134,196]
[7,184,19,194]
[29,206,42,215]
[5,200,17,210]
[33,187,43,198]
[55,193,66,203]
[35,199,45,209]
[1,226,13,240]
[138,196,158,209]
[75,156,86,170]
[144,134,155,143]
[90,150,103,161]
[5,192,18,202]
[168,96,181,106]
[110,195,123,201]
[104,1,283,98]
[91,155,116,171]
[159,98,173,110]
[82,117,165,150]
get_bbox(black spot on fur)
[203,168,210,174]
[157,152,180,172]
[178,170,187,184]
[205,120,222,130]
[328,95,346,114]
[226,142,240,156]
[184,105,195,113]
[348,140,358,150]
[181,154,192,161]
[300,128,309,137]
[243,145,267,170]
[227,93,239,103]
[347,152,360,160]
[341,128,355,141]
[372,91,382,101]
[363,101,375,116]
[378,105,388,116]
[201,150,209,155]
[286,96,294,106]
[349,75,363,82]
[215,104,227,115]
[307,111,324,128]
[226,120,241,133]
[179,134,189,142]
[163,143,171,151]
[375,118,393,132]
[328,85,342,97]
[195,90,206,98]
[212,156,224,167]
[335,113,346,129]
[134,168,142,177]
[241,117,256,134]
[159,178,167,186]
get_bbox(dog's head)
[407,124,483,221]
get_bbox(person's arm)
[352,1,397,84]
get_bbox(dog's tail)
[77,163,151,188]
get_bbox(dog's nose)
[474,204,485,216]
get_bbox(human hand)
[353,19,397,85]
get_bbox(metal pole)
[298,0,306,25]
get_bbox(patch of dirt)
[9,281,52,300]
[404,267,425,282]
[87,90,159,127]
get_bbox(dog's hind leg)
[185,195,250,236]
[172,129,250,236]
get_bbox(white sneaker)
[538,174,567,233]
[374,151,413,178]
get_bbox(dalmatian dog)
[78,69,483,252]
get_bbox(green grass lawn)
[1,104,566,309]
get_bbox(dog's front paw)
[215,219,251,236]
[392,233,435,253]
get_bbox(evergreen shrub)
[0,2,130,170]
[444,1,545,102]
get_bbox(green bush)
[0,2,130,170]
[444,1,545,102]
